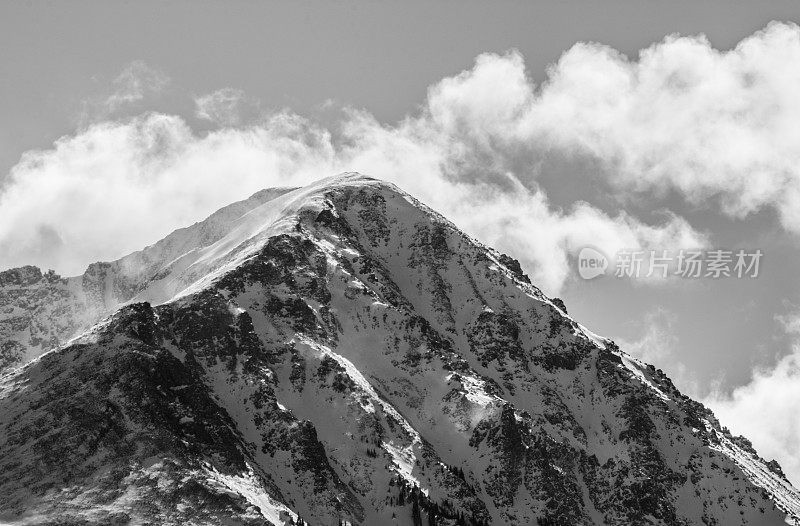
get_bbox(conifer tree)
[412,496,422,526]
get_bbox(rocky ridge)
[1,173,798,526]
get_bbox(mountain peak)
[0,173,437,375]
[2,174,799,525]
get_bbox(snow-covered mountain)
[1,173,799,525]
[0,186,294,374]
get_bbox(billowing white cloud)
[29,23,800,291]
[0,105,702,292]
[706,311,800,486]
[0,113,334,275]
[405,21,800,232]
[528,22,800,231]
[1,108,699,294]
[195,88,248,126]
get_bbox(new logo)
[578,246,608,280]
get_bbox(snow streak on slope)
[296,335,426,494]
[705,421,800,524]
[203,464,298,526]
[617,352,671,402]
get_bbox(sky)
[3,0,800,483]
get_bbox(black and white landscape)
[4,3,800,525]
[0,174,798,525]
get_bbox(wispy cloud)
[79,60,170,124]
[105,60,170,111]
[617,307,699,396]
[195,87,248,126]
[618,307,679,365]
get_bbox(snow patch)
[204,464,297,526]
[575,322,608,350]
[617,352,670,402]
[447,373,497,407]
[382,441,425,495]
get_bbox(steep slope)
[0,186,295,375]
[1,173,799,526]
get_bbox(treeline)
[388,474,489,526]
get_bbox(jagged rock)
[551,297,567,314]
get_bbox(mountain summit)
[1,173,798,525]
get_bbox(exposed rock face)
[1,173,798,525]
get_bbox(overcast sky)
[4,0,800,483]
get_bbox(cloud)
[105,60,170,111]
[420,177,705,292]
[397,21,800,233]
[528,22,800,232]
[6,22,800,282]
[0,108,700,294]
[618,307,679,365]
[0,113,333,275]
[706,311,800,486]
[79,61,171,125]
[195,88,248,126]
[0,20,789,490]
[617,308,699,397]
[26,28,797,290]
